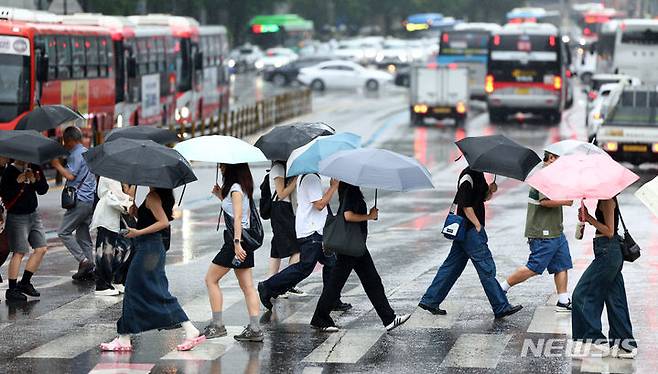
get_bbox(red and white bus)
[486,23,569,124]
[199,25,230,124]
[0,9,115,136]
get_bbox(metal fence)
[174,88,312,139]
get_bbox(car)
[227,44,264,73]
[585,74,640,113]
[394,65,411,87]
[586,82,618,141]
[258,47,299,70]
[263,56,335,86]
[375,39,411,68]
[297,60,393,91]
[333,40,366,63]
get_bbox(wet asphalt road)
[1,81,657,374]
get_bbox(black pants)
[311,249,395,328]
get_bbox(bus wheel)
[455,117,465,128]
[410,112,423,126]
[311,79,325,91]
[489,109,504,124]
[547,110,561,125]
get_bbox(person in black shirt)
[418,167,523,319]
[310,182,411,332]
[0,160,49,302]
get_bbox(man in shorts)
[499,150,574,312]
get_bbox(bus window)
[56,35,71,79]
[86,37,99,78]
[155,38,165,72]
[36,35,58,80]
[72,36,86,78]
[148,39,157,73]
[621,29,658,44]
[137,38,148,76]
[99,37,109,77]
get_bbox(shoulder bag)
[323,197,367,257]
[223,199,264,251]
[617,205,640,262]
[61,170,90,210]
[441,174,472,241]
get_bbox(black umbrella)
[455,135,541,181]
[254,122,334,161]
[15,105,84,131]
[83,138,197,189]
[0,130,68,164]
[104,126,179,144]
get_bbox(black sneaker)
[257,282,273,310]
[418,302,447,315]
[72,260,94,281]
[202,323,227,339]
[495,304,524,319]
[234,326,264,342]
[555,300,572,313]
[6,288,27,302]
[17,283,40,297]
[386,314,411,332]
[286,287,307,297]
[332,301,352,312]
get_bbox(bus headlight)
[254,60,264,69]
[227,59,236,68]
[180,106,190,119]
[413,104,428,114]
[116,114,123,128]
[603,142,618,152]
[456,101,466,114]
[175,109,181,121]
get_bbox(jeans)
[58,202,94,263]
[572,236,636,348]
[312,250,395,328]
[420,228,511,316]
[262,232,333,297]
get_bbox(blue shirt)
[66,144,96,203]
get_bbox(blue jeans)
[526,233,573,275]
[420,228,511,316]
[262,232,333,297]
[572,236,636,348]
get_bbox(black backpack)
[259,172,275,220]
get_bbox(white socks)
[500,280,511,292]
[182,321,200,339]
[558,293,570,304]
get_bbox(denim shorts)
[6,212,47,253]
[526,233,573,274]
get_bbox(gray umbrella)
[0,130,68,164]
[83,138,196,189]
[104,126,179,144]
[318,148,434,199]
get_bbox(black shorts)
[212,230,255,269]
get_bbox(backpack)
[259,171,274,220]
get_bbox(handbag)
[61,170,90,210]
[223,199,264,252]
[442,174,472,241]
[323,198,367,257]
[618,206,640,262]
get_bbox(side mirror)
[194,51,203,71]
[36,54,49,82]
[127,56,137,78]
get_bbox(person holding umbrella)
[1,159,49,302]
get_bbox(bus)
[506,7,551,24]
[613,19,658,85]
[248,14,313,50]
[199,25,230,124]
[0,9,115,139]
[437,23,501,99]
[486,23,569,124]
[576,8,623,45]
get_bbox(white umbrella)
[635,176,658,217]
[544,139,607,157]
[174,135,267,164]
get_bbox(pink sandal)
[100,337,133,352]
[176,335,206,351]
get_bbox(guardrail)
[174,88,312,139]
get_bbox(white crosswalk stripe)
[303,329,384,364]
[405,302,460,329]
[181,287,245,323]
[527,305,571,335]
[441,333,512,369]
[19,324,116,359]
[37,294,123,320]
[160,326,243,361]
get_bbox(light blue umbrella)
[287,132,361,177]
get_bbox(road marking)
[405,302,461,329]
[37,294,123,320]
[578,357,636,374]
[280,297,322,324]
[19,323,115,359]
[527,305,571,335]
[303,329,384,364]
[441,333,512,369]
[182,287,244,323]
[301,367,325,374]
[160,326,243,361]
[89,363,155,374]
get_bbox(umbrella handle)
[215,163,219,184]
[579,198,585,222]
[374,189,378,221]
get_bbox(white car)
[259,47,299,70]
[375,39,411,65]
[298,60,393,91]
[586,83,619,141]
[333,41,366,63]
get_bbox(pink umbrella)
[526,154,639,201]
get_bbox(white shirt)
[270,163,290,203]
[222,183,250,228]
[295,174,326,238]
[90,177,133,233]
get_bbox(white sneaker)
[386,314,411,332]
[286,287,307,297]
[571,341,610,358]
[112,284,125,294]
[95,288,120,296]
[613,347,637,359]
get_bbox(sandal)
[176,335,206,351]
[100,337,133,352]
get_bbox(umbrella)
[83,138,197,189]
[635,176,658,217]
[544,139,607,157]
[174,135,267,165]
[455,135,541,181]
[105,126,179,144]
[0,130,68,164]
[527,154,639,201]
[287,132,361,177]
[254,122,334,161]
[319,148,434,204]
[15,105,84,131]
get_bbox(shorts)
[6,212,47,254]
[526,233,572,275]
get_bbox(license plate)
[434,107,451,113]
[623,145,648,153]
[515,88,529,95]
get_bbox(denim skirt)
[117,233,188,334]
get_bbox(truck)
[595,85,658,165]
[409,65,469,126]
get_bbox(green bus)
[248,14,313,50]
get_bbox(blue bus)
[437,23,501,99]
[404,13,461,38]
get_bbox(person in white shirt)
[258,174,351,312]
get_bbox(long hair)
[221,163,254,200]
[153,188,175,221]
[338,181,363,202]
